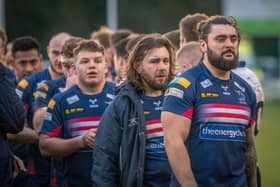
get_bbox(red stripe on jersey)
[146,127,163,134]
[146,119,161,125]
[71,126,98,131]
[47,125,62,137]
[249,117,255,126]
[183,107,194,119]
[69,116,101,123]
[203,103,250,111]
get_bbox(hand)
[81,128,97,148]
[12,155,27,178]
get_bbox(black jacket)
[0,64,25,186]
[92,83,146,187]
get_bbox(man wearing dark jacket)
[92,34,177,187]
[0,63,25,187]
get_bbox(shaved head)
[48,32,71,48]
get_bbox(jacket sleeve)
[92,100,123,187]
[0,65,25,133]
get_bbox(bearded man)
[92,33,177,187]
[162,16,257,187]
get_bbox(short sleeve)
[162,76,195,120]
[40,96,63,137]
[34,81,53,110]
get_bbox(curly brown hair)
[125,33,177,92]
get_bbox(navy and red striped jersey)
[16,68,52,128]
[140,94,171,187]
[34,76,66,110]
[163,63,257,187]
[15,68,53,185]
[41,82,115,187]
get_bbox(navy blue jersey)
[15,68,53,186]
[41,83,115,187]
[34,76,66,110]
[140,94,171,187]
[33,76,66,187]
[163,63,257,187]
[16,68,52,128]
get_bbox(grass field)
[256,100,280,187]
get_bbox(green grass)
[256,100,280,187]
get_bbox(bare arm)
[7,126,38,144]
[39,128,96,157]
[246,126,257,187]
[33,107,47,133]
[161,111,197,187]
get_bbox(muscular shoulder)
[169,64,204,89]
[46,86,78,114]
[16,76,34,99]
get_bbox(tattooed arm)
[246,126,257,187]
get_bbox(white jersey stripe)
[201,108,250,116]
[68,121,100,129]
[147,132,164,139]
[200,117,249,125]
[146,123,162,130]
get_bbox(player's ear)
[134,61,142,74]
[200,40,207,53]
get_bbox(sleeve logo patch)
[165,87,184,99]
[15,89,23,98]
[48,99,56,109]
[35,91,47,99]
[44,112,52,121]
[18,79,29,89]
[176,77,191,88]
[39,83,49,91]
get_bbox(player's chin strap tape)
[255,101,264,136]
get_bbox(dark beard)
[140,70,168,91]
[207,48,239,71]
[50,62,62,74]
